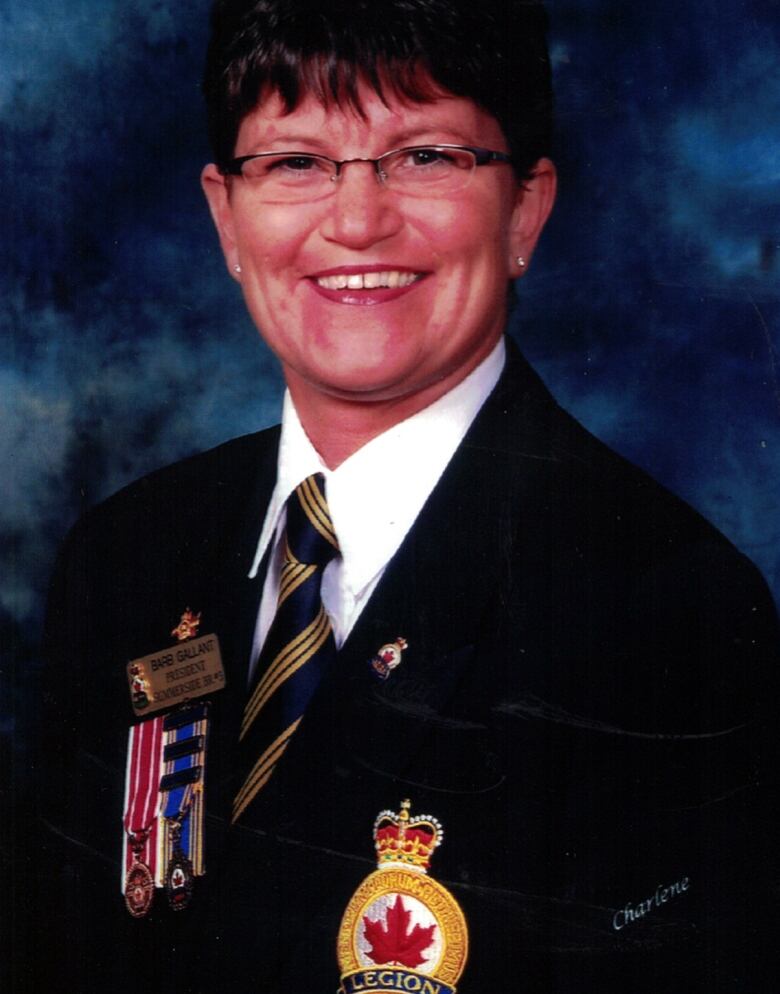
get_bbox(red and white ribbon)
[121,717,164,887]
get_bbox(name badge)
[127,635,226,716]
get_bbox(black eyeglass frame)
[221,144,513,180]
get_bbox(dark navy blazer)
[30,340,780,993]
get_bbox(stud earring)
[516,256,526,269]
[233,264,242,274]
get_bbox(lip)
[308,264,426,278]
[306,264,430,306]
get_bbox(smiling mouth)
[314,271,424,291]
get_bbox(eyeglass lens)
[238,146,479,202]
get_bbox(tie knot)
[285,474,340,568]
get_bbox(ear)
[201,163,242,281]
[507,157,557,277]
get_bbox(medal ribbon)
[158,705,209,882]
[122,716,164,883]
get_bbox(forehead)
[233,81,509,156]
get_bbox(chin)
[312,372,412,403]
[295,345,412,390]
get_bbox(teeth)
[316,271,421,290]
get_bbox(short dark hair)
[203,0,553,180]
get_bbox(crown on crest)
[373,799,443,873]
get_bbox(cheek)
[235,212,308,319]
[423,206,510,314]
[417,195,510,271]
[234,203,307,271]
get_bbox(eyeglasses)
[222,144,513,203]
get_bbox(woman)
[31,2,778,993]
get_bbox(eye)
[241,153,332,184]
[382,146,472,188]
[405,147,456,168]
[268,155,321,173]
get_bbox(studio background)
[2,1,779,807]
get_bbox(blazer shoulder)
[109,425,280,509]
[482,344,779,729]
[70,427,279,541]
[495,342,757,564]
[48,427,280,610]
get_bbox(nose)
[318,161,403,249]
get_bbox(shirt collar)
[249,338,506,595]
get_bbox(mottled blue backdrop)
[2,1,779,773]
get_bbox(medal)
[159,703,210,908]
[124,836,156,919]
[164,815,196,912]
[337,800,468,994]
[122,717,164,917]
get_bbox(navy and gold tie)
[232,474,340,824]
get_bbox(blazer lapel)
[185,429,280,818]
[253,341,563,816]
[332,339,561,713]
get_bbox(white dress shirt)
[247,338,505,678]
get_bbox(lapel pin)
[171,608,202,642]
[370,637,408,680]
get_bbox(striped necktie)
[232,473,340,824]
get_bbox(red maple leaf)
[363,895,436,969]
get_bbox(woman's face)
[202,80,555,411]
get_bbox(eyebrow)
[245,125,477,155]
[254,134,331,150]
[388,126,475,146]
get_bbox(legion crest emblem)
[337,800,468,994]
[370,637,409,680]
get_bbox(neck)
[287,387,440,470]
[285,351,498,469]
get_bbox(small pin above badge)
[171,608,202,642]
[370,637,408,680]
